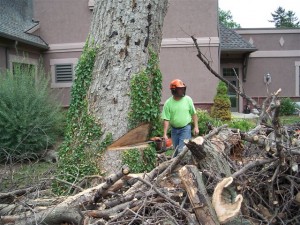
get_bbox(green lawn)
[280,115,300,125]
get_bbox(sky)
[218,0,300,28]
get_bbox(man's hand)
[192,114,199,136]
[193,127,199,136]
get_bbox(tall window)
[223,67,239,112]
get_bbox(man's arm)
[192,114,199,136]
[163,120,170,140]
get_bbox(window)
[12,62,36,76]
[9,55,38,77]
[223,67,239,112]
[223,68,239,77]
[50,58,78,88]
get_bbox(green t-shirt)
[161,95,196,128]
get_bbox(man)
[161,79,199,157]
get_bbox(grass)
[0,161,56,192]
[280,115,300,125]
[0,115,298,193]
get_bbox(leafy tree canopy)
[219,8,241,29]
[269,6,300,28]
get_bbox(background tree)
[219,8,241,28]
[269,6,300,28]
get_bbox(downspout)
[242,53,250,82]
[5,47,9,69]
[14,40,19,56]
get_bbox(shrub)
[196,109,223,135]
[211,81,231,121]
[228,119,255,132]
[280,98,296,116]
[0,64,64,161]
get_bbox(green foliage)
[228,119,255,131]
[128,48,163,137]
[280,98,296,116]
[219,8,241,28]
[122,145,156,173]
[196,109,255,134]
[0,64,64,161]
[270,6,300,28]
[53,40,108,195]
[196,109,223,135]
[211,81,232,121]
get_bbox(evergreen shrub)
[211,81,231,121]
[280,98,296,116]
[0,64,64,161]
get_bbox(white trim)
[250,50,300,58]
[88,0,94,10]
[236,29,300,35]
[50,58,78,88]
[48,43,85,53]
[25,24,40,34]
[296,61,300,96]
[161,37,220,48]
[9,55,38,69]
[47,37,220,53]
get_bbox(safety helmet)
[170,79,186,89]
[170,79,186,97]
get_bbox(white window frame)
[50,58,78,88]
[296,61,300,96]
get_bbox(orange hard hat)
[170,79,186,89]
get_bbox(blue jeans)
[171,124,191,157]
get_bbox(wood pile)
[0,91,300,225]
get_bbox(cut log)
[179,165,220,225]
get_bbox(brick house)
[1,0,299,112]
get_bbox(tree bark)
[179,165,220,225]
[87,0,168,141]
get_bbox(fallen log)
[179,165,219,225]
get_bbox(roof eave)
[221,48,257,53]
[0,32,49,50]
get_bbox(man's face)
[175,87,186,97]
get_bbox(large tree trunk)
[87,0,168,141]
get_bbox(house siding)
[4,1,299,112]
[33,0,91,44]
[32,0,219,108]
[160,0,219,106]
[245,57,299,97]
[237,29,300,106]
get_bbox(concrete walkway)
[231,112,259,119]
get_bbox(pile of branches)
[0,90,300,225]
